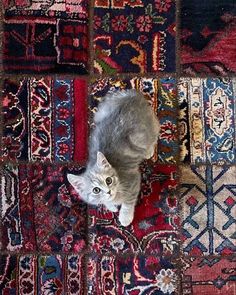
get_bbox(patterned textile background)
[93,0,176,73]
[1,1,236,295]
[2,78,88,163]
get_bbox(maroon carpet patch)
[181,0,236,75]
[1,164,87,252]
[181,257,236,295]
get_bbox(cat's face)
[67,152,119,205]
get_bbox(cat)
[67,89,160,226]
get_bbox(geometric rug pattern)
[1,1,236,294]
[180,165,236,256]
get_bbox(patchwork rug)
[1,1,236,295]
[1,77,235,294]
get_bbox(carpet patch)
[180,165,236,256]
[2,78,88,163]
[181,256,236,295]
[88,162,179,255]
[90,77,178,163]
[181,0,236,75]
[1,164,87,252]
[93,0,176,73]
[178,78,236,164]
[3,0,89,73]
[88,254,178,295]
[0,255,85,294]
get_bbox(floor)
[1,1,236,294]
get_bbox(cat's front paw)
[146,146,155,159]
[118,213,133,227]
[106,205,118,213]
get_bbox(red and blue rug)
[2,78,88,163]
[1,1,236,294]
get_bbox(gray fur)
[67,90,160,226]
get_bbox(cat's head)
[67,152,119,205]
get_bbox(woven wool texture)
[1,1,236,294]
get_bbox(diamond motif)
[224,196,235,207]
[186,196,198,207]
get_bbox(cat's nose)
[107,190,111,195]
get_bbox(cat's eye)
[93,187,101,194]
[106,177,112,185]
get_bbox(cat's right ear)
[67,174,84,191]
[97,151,111,169]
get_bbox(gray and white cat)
[67,90,160,226]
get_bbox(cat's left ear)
[67,174,84,191]
[97,151,111,169]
